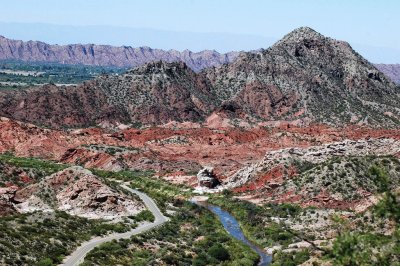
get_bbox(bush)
[35,258,53,266]
[192,252,209,266]
[208,243,230,261]
[272,249,310,266]
[133,210,155,223]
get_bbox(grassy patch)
[0,153,68,176]
[0,211,109,265]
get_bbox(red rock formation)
[1,117,400,184]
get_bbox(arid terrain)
[0,27,399,266]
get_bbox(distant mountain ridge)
[0,35,239,72]
[0,27,399,128]
[0,35,399,84]
[374,64,400,84]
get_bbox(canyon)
[0,27,399,266]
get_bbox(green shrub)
[133,210,155,223]
[272,249,310,266]
[208,243,230,261]
[35,258,53,266]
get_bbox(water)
[194,201,272,266]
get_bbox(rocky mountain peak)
[276,26,325,44]
[271,26,347,57]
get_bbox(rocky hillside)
[95,61,218,124]
[225,138,400,209]
[203,27,400,126]
[0,35,238,72]
[1,165,145,219]
[0,82,130,128]
[0,27,399,128]
[0,61,217,127]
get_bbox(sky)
[1,0,399,62]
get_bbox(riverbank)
[81,201,260,265]
[192,199,272,266]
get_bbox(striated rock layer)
[1,116,400,185]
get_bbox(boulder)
[0,186,18,216]
[197,167,219,188]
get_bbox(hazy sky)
[1,0,399,62]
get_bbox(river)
[193,201,272,266]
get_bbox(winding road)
[62,185,168,266]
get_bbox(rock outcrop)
[197,167,219,188]
[13,166,145,219]
[0,61,215,127]
[1,116,400,184]
[0,186,18,216]
[227,138,400,188]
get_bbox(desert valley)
[0,8,399,266]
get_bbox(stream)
[193,201,272,266]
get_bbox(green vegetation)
[0,153,68,187]
[89,221,133,236]
[92,169,193,213]
[0,60,126,87]
[130,209,155,223]
[208,243,231,261]
[327,165,400,265]
[2,153,399,265]
[289,155,400,201]
[208,196,301,248]
[271,249,310,266]
[82,144,141,155]
[0,155,156,265]
[0,84,25,90]
[206,195,319,265]
[0,152,68,176]
[82,202,259,266]
[331,231,397,266]
[0,210,131,265]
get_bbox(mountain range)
[0,34,400,84]
[0,35,238,72]
[0,27,399,129]
[1,26,400,266]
